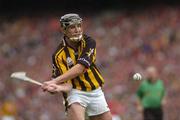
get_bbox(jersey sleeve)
[136,83,144,99]
[77,38,96,68]
[160,80,166,98]
[52,54,67,78]
[52,55,61,78]
[52,54,71,84]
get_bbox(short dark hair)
[60,13,82,29]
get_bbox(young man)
[42,13,112,120]
[136,66,166,120]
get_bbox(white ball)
[133,73,142,80]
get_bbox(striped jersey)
[52,34,104,91]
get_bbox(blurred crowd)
[0,6,180,120]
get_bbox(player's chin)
[49,91,58,94]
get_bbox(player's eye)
[77,24,81,28]
[69,25,76,29]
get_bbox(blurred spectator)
[136,66,166,120]
[0,101,17,120]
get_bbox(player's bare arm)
[53,63,85,84]
[42,63,85,92]
[43,82,73,93]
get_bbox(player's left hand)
[42,83,59,93]
[42,81,56,92]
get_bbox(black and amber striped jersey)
[52,34,104,91]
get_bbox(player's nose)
[74,25,81,32]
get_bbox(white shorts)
[67,87,110,116]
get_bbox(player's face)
[64,23,83,42]
[147,70,157,82]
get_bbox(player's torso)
[52,35,104,91]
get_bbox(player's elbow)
[76,64,86,75]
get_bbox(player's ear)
[63,29,67,35]
[60,26,65,33]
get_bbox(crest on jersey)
[67,57,74,67]
[86,48,94,57]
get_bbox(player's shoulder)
[83,34,96,44]
[141,80,148,85]
[157,79,164,84]
[52,40,65,57]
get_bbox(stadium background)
[0,0,180,120]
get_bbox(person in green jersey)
[42,13,112,120]
[136,66,166,120]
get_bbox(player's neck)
[65,38,79,51]
[148,78,157,84]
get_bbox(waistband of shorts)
[71,87,102,93]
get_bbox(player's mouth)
[72,32,82,37]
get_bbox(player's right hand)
[41,83,58,94]
[42,81,54,92]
